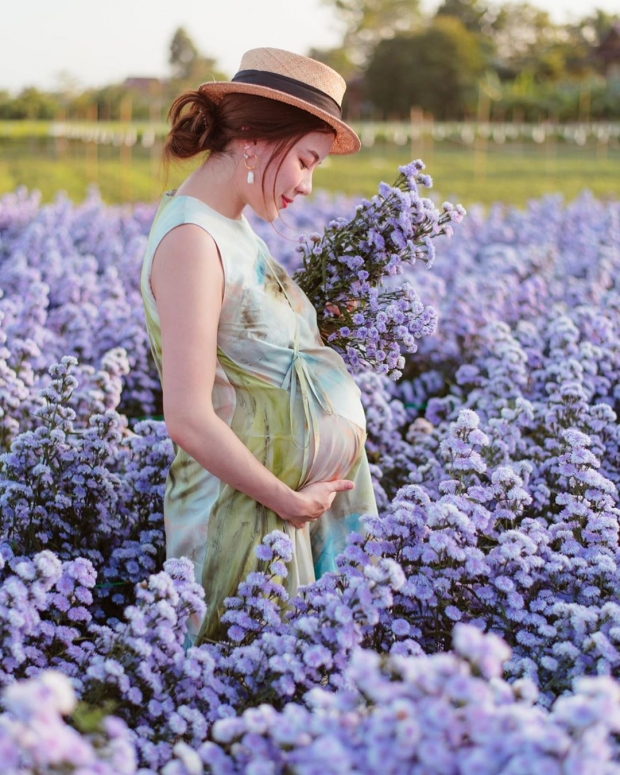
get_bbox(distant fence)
[358,120,620,148]
[1,120,619,149]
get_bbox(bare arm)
[150,224,353,528]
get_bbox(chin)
[253,211,277,224]
[253,204,280,223]
[250,190,285,222]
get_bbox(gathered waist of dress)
[217,345,366,435]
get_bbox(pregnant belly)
[217,348,367,488]
[304,411,366,487]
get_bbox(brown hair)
[160,90,335,198]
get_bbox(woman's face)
[248,131,334,222]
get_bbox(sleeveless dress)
[140,191,378,643]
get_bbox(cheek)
[275,159,299,190]
[260,166,279,197]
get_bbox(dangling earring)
[243,145,258,184]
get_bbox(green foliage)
[167,55,228,96]
[71,699,119,735]
[436,0,491,33]
[434,1,617,84]
[0,88,61,120]
[166,26,227,97]
[561,10,620,79]
[322,0,423,64]
[489,2,569,78]
[579,9,620,47]
[500,74,617,120]
[307,47,358,83]
[168,27,199,81]
[364,17,485,118]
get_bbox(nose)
[296,170,312,197]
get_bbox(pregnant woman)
[141,48,377,644]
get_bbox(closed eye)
[300,150,321,170]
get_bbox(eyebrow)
[305,150,320,165]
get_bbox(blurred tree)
[61,82,156,121]
[178,55,226,86]
[572,11,620,77]
[169,27,199,81]
[307,47,358,82]
[434,0,596,82]
[67,88,101,120]
[321,0,423,65]
[364,16,485,118]
[0,90,15,120]
[90,85,130,121]
[489,2,562,78]
[167,27,227,96]
[579,10,620,47]
[0,87,60,119]
[435,0,494,34]
[363,37,416,116]
[434,0,498,68]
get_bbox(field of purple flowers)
[0,182,620,773]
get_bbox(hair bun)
[164,90,220,160]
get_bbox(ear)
[232,137,252,156]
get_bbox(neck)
[179,153,246,220]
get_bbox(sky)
[1,0,618,95]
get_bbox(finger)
[329,479,355,493]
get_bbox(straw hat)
[198,48,360,155]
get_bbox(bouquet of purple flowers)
[293,160,465,380]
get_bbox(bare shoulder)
[151,223,223,302]
[153,222,220,267]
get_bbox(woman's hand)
[324,300,359,317]
[320,300,360,341]
[278,479,355,529]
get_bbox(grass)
[316,142,620,208]
[0,134,618,211]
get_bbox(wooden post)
[545,110,558,179]
[149,80,164,201]
[120,94,133,202]
[54,108,67,160]
[475,83,490,181]
[597,122,609,161]
[86,103,98,191]
[424,112,434,167]
[579,82,591,125]
[410,106,423,160]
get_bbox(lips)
[281,196,293,209]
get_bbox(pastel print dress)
[141,191,378,643]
